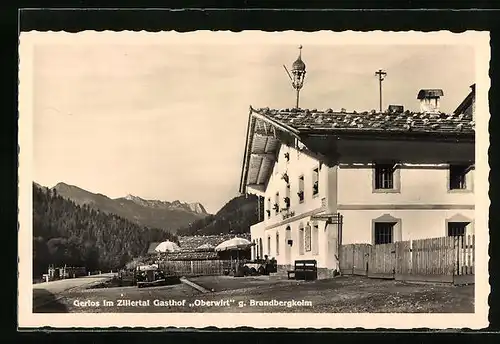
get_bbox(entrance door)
[284,226,292,266]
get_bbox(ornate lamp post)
[283,45,307,109]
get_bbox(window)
[276,233,279,256]
[304,225,312,252]
[284,196,290,209]
[274,192,280,214]
[298,175,305,203]
[298,227,305,255]
[448,222,467,237]
[284,182,290,209]
[267,198,271,219]
[258,196,265,222]
[374,222,394,244]
[285,226,291,245]
[259,238,263,259]
[312,168,319,196]
[267,236,271,256]
[312,224,319,255]
[374,164,395,189]
[449,164,470,190]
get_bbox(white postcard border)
[18,30,491,329]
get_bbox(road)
[33,275,474,313]
[33,273,116,310]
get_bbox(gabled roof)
[454,84,476,116]
[239,105,475,194]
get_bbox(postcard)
[18,30,490,329]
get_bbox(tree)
[32,182,178,275]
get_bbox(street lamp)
[283,45,307,109]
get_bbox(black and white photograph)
[18,31,490,329]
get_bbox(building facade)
[239,87,475,277]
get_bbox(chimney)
[388,105,404,113]
[417,89,444,113]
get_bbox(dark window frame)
[447,222,467,237]
[274,192,280,214]
[312,224,319,255]
[374,222,395,245]
[276,232,279,256]
[449,164,470,190]
[312,168,319,196]
[298,175,305,203]
[374,163,396,190]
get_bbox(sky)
[32,41,474,214]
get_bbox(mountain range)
[49,182,209,233]
[176,193,259,236]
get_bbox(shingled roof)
[178,234,251,251]
[240,102,475,194]
[250,107,474,136]
[150,234,252,261]
[158,251,220,261]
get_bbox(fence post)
[472,234,475,275]
[461,235,465,275]
[351,245,356,275]
[466,235,472,275]
[409,239,413,275]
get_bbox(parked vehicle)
[135,264,179,287]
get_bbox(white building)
[239,86,475,278]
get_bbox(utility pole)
[375,69,387,112]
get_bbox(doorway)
[285,226,292,266]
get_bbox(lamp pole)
[296,87,300,109]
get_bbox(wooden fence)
[159,260,227,277]
[339,243,371,276]
[339,235,475,284]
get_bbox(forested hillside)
[32,183,177,278]
[176,194,259,236]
